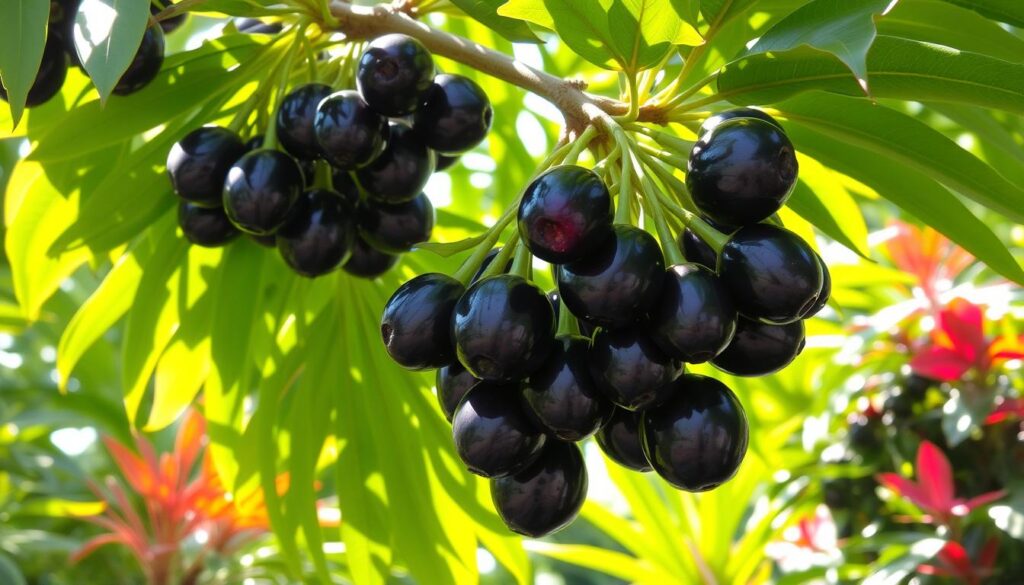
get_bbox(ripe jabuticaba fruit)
[112,26,165,96]
[518,165,614,265]
[413,73,493,155]
[711,316,805,377]
[357,193,434,254]
[356,34,435,117]
[588,327,683,411]
[491,441,587,537]
[521,336,610,441]
[275,188,356,277]
[356,123,436,204]
[697,107,783,139]
[381,273,464,370]
[167,126,247,207]
[222,149,304,236]
[650,264,737,363]
[342,236,398,279]
[314,90,389,170]
[436,362,479,422]
[452,380,546,478]
[595,407,651,472]
[177,201,240,247]
[276,83,335,161]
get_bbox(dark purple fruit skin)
[167,126,247,207]
[595,407,651,472]
[358,193,434,254]
[452,274,556,382]
[250,233,276,247]
[276,83,335,161]
[0,33,68,107]
[711,316,805,377]
[522,336,610,442]
[491,441,587,537]
[436,155,458,171]
[436,361,479,422]
[557,224,665,329]
[222,149,304,235]
[589,328,683,411]
[235,17,283,35]
[518,165,614,264]
[112,26,164,96]
[413,74,493,155]
[698,107,782,139]
[471,248,512,282]
[452,381,547,478]
[177,202,239,247]
[244,135,316,188]
[381,273,464,370]
[641,374,748,492]
[356,123,436,204]
[801,253,831,318]
[151,0,186,34]
[356,34,435,117]
[719,224,823,324]
[342,236,398,279]
[651,264,737,364]
[314,90,389,170]
[275,189,355,277]
[687,118,797,226]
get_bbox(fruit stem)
[482,235,520,280]
[555,291,580,337]
[616,73,640,123]
[265,24,309,150]
[635,150,697,211]
[510,240,532,280]
[627,124,695,156]
[563,125,597,165]
[610,125,634,225]
[662,70,720,110]
[315,160,333,190]
[633,156,686,266]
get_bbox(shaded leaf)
[0,0,51,126]
[879,0,1024,63]
[940,0,1024,27]
[449,0,542,42]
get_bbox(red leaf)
[877,473,934,513]
[937,299,985,364]
[985,398,1024,425]
[917,441,954,513]
[910,347,972,382]
[960,489,1007,514]
[174,409,206,488]
[102,438,158,498]
[979,537,1000,569]
[988,334,1024,363]
[70,534,123,564]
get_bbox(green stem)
[610,125,634,224]
[315,160,333,190]
[627,124,695,156]
[617,73,640,123]
[555,291,580,337]
[662,70,720,110]
[629,152,685,265]
[636,149,696,210]
[635,141,688,169]
[482,236,520,280]
[510,240,532,279]
[563,125,597,166]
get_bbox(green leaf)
[0,0,50,126]
[786,121,1024,285]
[787,179,870,259]
[940,0,1024,27]
[744,0,896,91]
[699,0,758,27]
[0,553,26,585]
[879,0,1024,63]
[525,541,673,583]
[775,92,1024,224]
[716,36,1024,115]
[74,0,153,101]
[449,0,541,42]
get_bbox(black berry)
[223,149,304,235]
[491,441,587,537]
[687,118,797,226]
[314,90,389,169]
[719,224,822,324]
[177,201,239,247]
[358,193,434,254]
[589,327,683,411]
[650,264,737,363]
[436,154,458,171]
[0,34,68,107]
[595,407,651,472]
[413,74,492,155]
[276,188,356,277]
[711,316,805,377]
[235,18,282,35]
[167,126,247,207]
[641,374,748,491]
[698,107,783,139]
[557,224,664,329]
[356,123,436,204]
[801,253,831,318]
[381,273,464,369]
[113,26,164,96]
[452,274,556,381]
[277,83,335,161]
[342,236,398,279]
[522,336,610,442]
[518,165,614,264]
[356,34,435,117]
[452,381,547,477]
[436,362,479,422]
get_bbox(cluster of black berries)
[166,33,492,279]
[0,0,173,109]
[379,107,830,536]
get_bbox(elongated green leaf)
[0,0,50,126]
[700,0,757,27]
[716,36,1024,115]
[0,553,26,585]
[449,0,541,42]
[879,0,1024,63]
[940,0,1024,27]
[74,0,152,101]
[776,92,1024,223]
[787,180,870,259]
[524,541,672,583]
[745,0,895,90]
[787,122,1024,284]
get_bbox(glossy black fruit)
[802,253,832,318]
[177,202,240,247]
[491,441,587,537]
[436,362,479,422]
[275,189,356,277]
[167,126,247,207]
[471,248,512,282]
[719,224,823,324]
[223,149,304,235]
[112,26,164,96]
[522,336,610,441]
[678,216,733,270]
[313,90,389,170]
[356,34,435,117]
[452,274,556,381]
[436,155,458,171]
[518,165,614,264]
[557,224,664,329]
[589,328,683,411]
[151,0,186,34]
[0,34,68,107]
[331,167,359,200]
[245,135,317,188]
[687,118,797,226]
[641,374,748,492]
[711,317,805,377]
[651,264,737,363]
[698,107,783,139]
[413,74,492,155]
[356,123,436,204]
[452,381,546,477]
[381,273,464,369]
[342,236,398,279]
[235,17,283,35]
[276,83,334,161]
[358,193,434,253]
[595,407,651,472]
